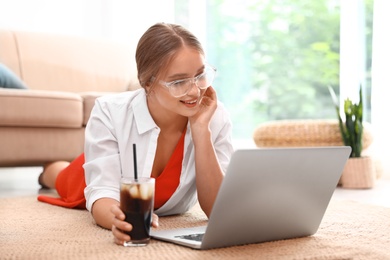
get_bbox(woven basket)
[340,156,375,189]
[253,119,373,149]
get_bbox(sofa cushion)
[0,89,83,128]
[0,30,21,78]
[8,30,137,93]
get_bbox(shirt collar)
[132,89,158,134]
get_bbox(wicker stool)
[253,119,373,149]
[253,119,376,188]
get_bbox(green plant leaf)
[328,85,364,158]
[328,85,348,145]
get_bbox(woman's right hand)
[110,204,160,246]
[111,204,132,246]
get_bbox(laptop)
[151,146,351,250]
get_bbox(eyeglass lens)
[170,67,215,97]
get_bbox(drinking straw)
[133,143,138,180]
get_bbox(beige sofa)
[0,29,140,166]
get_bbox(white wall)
[0,0,175,47]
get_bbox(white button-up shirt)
[83,88,234,216]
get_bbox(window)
[208,1,340,139]
[176,0,373,142]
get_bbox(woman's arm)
[189,86,233,217]
[192,129,224,217]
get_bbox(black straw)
[133,143,138,180]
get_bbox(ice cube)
[139,183,152,200]
[129,185,139,198]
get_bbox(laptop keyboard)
[175,233,204,242]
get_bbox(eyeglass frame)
[157,64,217,98]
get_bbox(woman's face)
[148,46,207,118]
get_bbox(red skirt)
[37,130,185,210]
[37,153,86,209]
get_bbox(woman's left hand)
[151,213,159,228]
[189,86,217,128]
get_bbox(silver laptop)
[151,146,351,250]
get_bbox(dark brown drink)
[120,178,155,246]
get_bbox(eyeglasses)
[159,65,216,98]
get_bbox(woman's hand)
[189,86,218,129]
[110,204,159,246]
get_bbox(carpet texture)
[1,196,389,259]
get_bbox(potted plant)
[328,85,375,188]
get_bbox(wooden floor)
[1,166,389,208]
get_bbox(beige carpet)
[1,196,389,260]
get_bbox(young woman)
[37,22,234,246]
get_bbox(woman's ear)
[144,81,153,96]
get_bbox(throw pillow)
[0,63,28,89]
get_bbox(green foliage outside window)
[204,0,372,139]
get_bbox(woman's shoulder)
[95,88,145,108]
[97,88,143,101]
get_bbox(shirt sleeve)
[211,101,235,174]
[83,97,122,212]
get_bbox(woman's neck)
[147,96,188,133]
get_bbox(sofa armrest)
[80,91,121,126]
[0,89,83,128]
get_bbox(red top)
[153,129,185,209]
[37,131,185,211]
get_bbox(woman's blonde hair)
[136,23,204,88]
